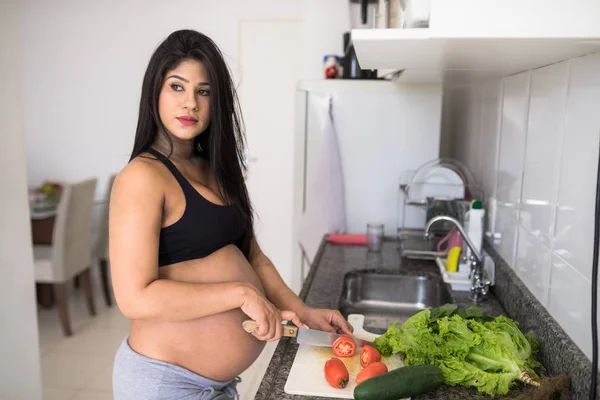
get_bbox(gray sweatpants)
[113,337,241,399]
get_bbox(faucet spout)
[424,215,489,304]
[424,215,483,264]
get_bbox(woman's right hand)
[240,284,303,342]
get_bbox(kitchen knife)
[242,320,373,348]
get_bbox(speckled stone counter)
[485,244,599,399]
[254,239,595,400]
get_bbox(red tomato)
[359,345,382,368]
[324,357,349,388]
[332,336,356,357]
[355,362,388,385]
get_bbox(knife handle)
[242,320,299,337]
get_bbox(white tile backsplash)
[515,227,552,305]
[553,53,600,281]
[547,255,592,358]
[496,72,530,212]
[444,51,600,360]
[520,61,569,247]
[493,206,520,268]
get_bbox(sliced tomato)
[355,361,388,385]
[332,336,356,357]
[324,357,349,388]
[359,345,382,368]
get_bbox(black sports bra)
[147,148,251,267]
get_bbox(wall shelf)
[352,0,600,83]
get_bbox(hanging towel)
[298,95,346,266]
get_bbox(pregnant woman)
[109,29,353,399]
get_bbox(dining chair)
[92,174,116,307]
[33,178,98,336]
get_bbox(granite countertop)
[254,238,594,400]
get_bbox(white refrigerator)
[292,79,442,291]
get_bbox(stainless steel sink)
[398,229,446,260]
[339,271,453,334]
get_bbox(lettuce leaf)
[437,315,481,359]
[373,308,544,396]
[437,358,516,395]
[373,309,438,363]
[524,332,545,373]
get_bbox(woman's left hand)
[298,306,354,335]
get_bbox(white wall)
[293,81,442,282]
[238,19,306,291]
[17,0,351,200]
[301,81,442,238]
[444,52,600,360]
[17,0,351,292]
[0,1,43,398]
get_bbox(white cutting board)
[284,314,408,399]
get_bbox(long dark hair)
[130,29,253,235]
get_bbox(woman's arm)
[248,237,353,334]
[247,237,306,313]
[109,160,254,322]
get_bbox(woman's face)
[158,59,211,141]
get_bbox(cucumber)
[354,364,444,400]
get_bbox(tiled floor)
[38,266,276,400]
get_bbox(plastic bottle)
[446,246,461,272]
[464,200,485,261]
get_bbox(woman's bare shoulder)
[112,153,165,202]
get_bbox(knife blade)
[242,320,373,348]
[295,327,374,348]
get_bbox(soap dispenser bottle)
[464,200,485,260]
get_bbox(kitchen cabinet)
[353,0,600,84]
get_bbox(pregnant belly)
[128,245,268,381]
[130,309,266,381]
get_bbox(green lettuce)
[437,358,516,395]
[373,308,439,364]
[373,306,543,396]
[437,315,482,359]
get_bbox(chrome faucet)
[424,215,490,304]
